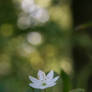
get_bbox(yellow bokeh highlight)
[35,0,52,8]
[60,57,73,75]
[49,5,73,30]
[43,45,57,58]
[46,58,61,73]
[29,51,44,70]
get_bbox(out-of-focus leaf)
[60,70,72,92]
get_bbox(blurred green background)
[0,0,92,92]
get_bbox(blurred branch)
[75,22,92,31]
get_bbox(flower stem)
[44,89,46,92]
[32,88,34,92]
[42,89,46,92]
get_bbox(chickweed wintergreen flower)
[29,70,59,89]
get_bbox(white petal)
[39,86,48,89]
[38,82,56,89]
[29,76,40,83]
[46,70,54,80]
[52,76,59,83]
[38,70,46,80]
[29,83,41,89]
[40,82,56,89]
[47,82,56,88]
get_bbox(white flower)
[29,70,59,89]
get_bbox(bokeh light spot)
[27,32,43,45]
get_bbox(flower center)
[42,83,47,86]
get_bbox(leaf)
[60,70,72,92]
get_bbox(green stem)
[32,88,34,92]
[44,89,46,92]
[41,89,46,92]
